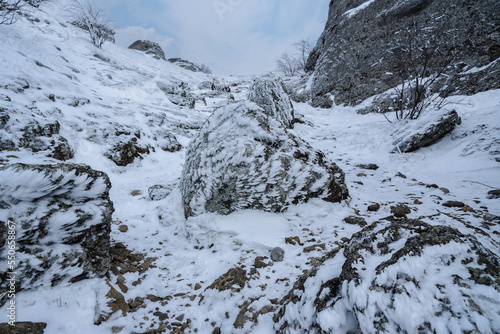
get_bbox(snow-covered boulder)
[181,101,348,217]
[128,40,166,60]
[0,163,114,306]
[392,110,461,153]
[275,219,500,333]
[247,76,295,128]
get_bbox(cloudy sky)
[97,0,330,75]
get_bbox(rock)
[442,201,466,208]
[440,187,450,194]
[128,40,166,60]
[343,215,368,226]
[282,75,311,103]
[0,163,113,306]
[390,203,411,217]
[0,322,47,333]
[254,256,269,268]
[49,136,74,161]
[367,203,380,212]
[487,189,500,199]
[118,225,128,233]
[96,283,130,324]
[148,185,172,201]
[181,101,348,217]
[356,163,379,170]
[105,138,150,166]
[392,111,462,153]
[247,76,295,128]
[207,267,247,292]
[306,0,500,107]
[168,58,202,72]
[157,81,195,109]
[275,219,500,333]
[270,247,285,262]
[285,236,301,246]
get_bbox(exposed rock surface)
[105,138,151,166]
[247,76,295,128]
[148,184,172,201]
[0,163,113,306]
[0,322,47,333]
[392,110,461,153]
[181,101,348,217]
[307,0,500,107]
[275,219,500,333]
[157,81,195,109]
[128,40,166,60]
[168,58,202,72]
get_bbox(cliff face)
[307,0,500,108]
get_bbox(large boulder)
[247,76,295,128]
[275,219,500,333]
[0,163,114,306]
[167,58,203,72]
[181,101,348,217]
[307,0,500,107]
[128,40,166,60]
[392,110,461,152]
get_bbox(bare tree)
[388,20,456,120]
[0,0,22,25]
[69,0,114,49]
[199,63,212,74]
[276,39,312,77]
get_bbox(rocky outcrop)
[247,76,295,128]
[0,322,47,334]
[157,81,195,109]
[168,58,202,72]
[181,101,348,217]
[105,138,151,166]
[128,40,166,60]
[0,116,74,161]
[0,163,113,306]
[275,219,500,333]
[307,0,500,107]
[392,110,461,152]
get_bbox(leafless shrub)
[0,0,22,25]
[276,39,311,77]
[69,0,114,48]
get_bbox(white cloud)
[106,0,330,75]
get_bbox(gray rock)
[306,0,500,107]
[49,136,74,161]
[128,40,166,60]
[270,247,285,262]
[442,201,466,208]
[0,322,46,333]
[105,138,150,166]
[248,76,295,128]
[0,163,113,306]
[343,215,368,226]
[392,110,461,153]
[167,58,202,72]
[487,189,500,199]
[275,219,500,333]
[157,81,195,109]
[148,185,172,201]
[181,101,348,217]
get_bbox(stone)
[356,163,379,170]
[168,58,202,72]
[487,189,500,199]
[247,75,295,128]
[270,247,285,262]
[367,203,381,212]
[128,40,166,60]
[442,201,466,208]
[0,163,113,306]
[390,203,411,217]
[254,256,268,268]
[0,322,47,333]
[306,0,500,107]
[207,267,247,292]
[181,101,348,217]
[148,185,172,201]
[343,215,368,226]
[105,138,150,166]
[392,111,462,153]
[157,81,195,109]
[275,219,500,333]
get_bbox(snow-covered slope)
[0,3,499,334]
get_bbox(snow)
[0,2,499,334]
[343,0,377,18]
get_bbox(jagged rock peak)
[128,40,166,60]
